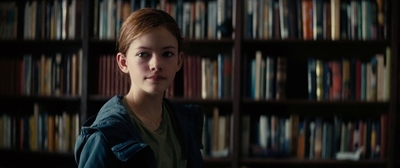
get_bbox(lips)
[146,75,166,80]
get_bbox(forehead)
[130,27,178,49]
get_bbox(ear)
[176,51,184,72]
[117,53,129,73]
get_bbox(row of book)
[23,0,82,40]
[245,0,388,40]
[0,49,83,96]
[0,2,18,39]
[242,113,388,159]
[202,107,233,158]
[97,54,129,96]
[20,49,83,96]
[94,0,234,40]
[248,51,287,100]
[308,47,391,101]
[0,103,80,153]
[185,54,232,99]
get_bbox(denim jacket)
[74,95,204,168]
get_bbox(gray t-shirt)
[123,98,186,168]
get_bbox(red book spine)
[380,114,388,159]
[330,61,342,100]
[302,0,313,40]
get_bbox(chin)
[146,89,166,96]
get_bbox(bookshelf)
[0,0,398,168]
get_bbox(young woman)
[74,8,204,168]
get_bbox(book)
[339,0,349,40]
[250,59,256,98]
[275,57,287,100]
[380,113,388,159]
[330,60,341,100]
[217,113,227,155]
[295,0,303,39]
[194,0,206,39]
[330,0,340,40]
[323,0,331,40]
[241,115,251,157]
[45,55,52,95]
[322,120,333,158]
[316,59,324,100]
[350,0,358,40]
[297,119,306,159]
[301,0,313,40]
[314,117,323,159]
[263,0,273,39]
[202,114,211,156]
[71,53,78,96]
[358,119,366,158]
[201,57,208,99]
[270,115,278,153]
[323,60,331,100]
[223,54,232,98]
[341,58,350,100]
[218,54,224,98]
[340,122,346,152]
[259,115,268,149]
[355,59,362,101]
[54,53,62,96]
[182,2,191,38]
[309,120,315,159]
[22,54,32,95]
[375,54,385,101]
[312,0,323,40]
[212,58,218,99]
[265,56,275,100]
[349,58,356,100]
[47,114,55,152]
[246,0,254,38]
[279,0,289,39]
[307,57,316,100]
[333,115,342,155]
[384,47,390,101]
[361,61,367,101]
[370,121,378,159]
[216,0,225,39]
[290,115,300,156]
[272,0,281,39]
[369,56,377,101]
[211,107,219,154]
[207,1,217,39]
[254,51,262,100]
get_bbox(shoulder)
[80,95,140,144]
[93,95,130,126]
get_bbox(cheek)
[127,58,144,69]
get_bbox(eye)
[162,51,174,58]
[136,52,150,57]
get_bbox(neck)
[125,93,163,119]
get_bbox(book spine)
[307,57,316,100]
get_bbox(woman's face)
[117,27,183,96]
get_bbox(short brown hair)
[116,8,184,54]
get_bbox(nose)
[149,55,163,71]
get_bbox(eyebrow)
[136,46,177,50]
